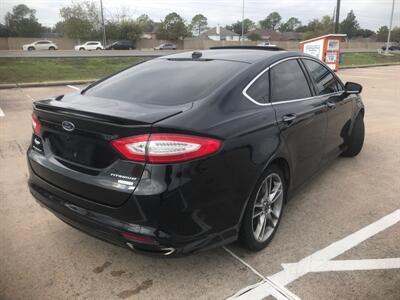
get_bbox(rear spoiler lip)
[33,102,149,126]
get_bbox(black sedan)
[27,47,365,256]
[106,40,135,50]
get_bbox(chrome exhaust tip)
[126,242,176,256]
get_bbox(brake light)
[111,133,221,163]
[31,112,42,135]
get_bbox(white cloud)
[0,0,399,30]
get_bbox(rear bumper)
[27,153,239,256]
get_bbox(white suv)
[74,41,104,51]
[22,40,58,51]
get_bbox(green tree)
[376,26,388,42]
[0,23,11,37]
[157,12,190,40]
[259,12,281,31]
[226,18,255,35]
[4,4,43,37]
[279,17,301,32]
[247,32,261,41]
[60,1,101,40]
[190,14,208,36]
[340,10,360,38]
[302,16,334,39]
[137,14,154,32]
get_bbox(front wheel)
[341,114,365,157]
[96,47,102,50]
[28,47,35,51]
[239,164,286,251]
[49,46,55,50]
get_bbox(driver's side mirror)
[345,82,362,94]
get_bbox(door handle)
[282,114,297,125]
[326,100,336,109]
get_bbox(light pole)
[385,0,395,54]
[100,0,106,46]
[241,0,245,43]
[334,0,341,33]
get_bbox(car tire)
[28,47,35,51]
[239,164,286,251]
[79,47,85,51]
[49,46,55,50]
[96,47,101,50]
[342,113,365,157]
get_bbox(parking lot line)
[0,107,4,117]
[223,247,301,300]
[67,85,81,91]
[229,209,400,299]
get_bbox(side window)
[302,59,341,95]
[270,60,312,102]
[246,71,269,103]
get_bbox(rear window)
[85,59,247,105]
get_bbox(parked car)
[27,47,364,256]
[22,40,58,51]
[106,40,135,50]
[257,41,277,47]
[381,42,400,51]
[74,41,104,51]
[154,43,177,50]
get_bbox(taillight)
[111,133,221,163]
[31,112,42,135]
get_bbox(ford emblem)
[62,121,75,132]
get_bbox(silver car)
[154,43,177,50]
[22,40,58,51]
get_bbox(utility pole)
[241,0,245,43]
[100,0,106,46]
[334,0,341,33]
[385,0,396,54]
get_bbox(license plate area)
[47,132,117,169]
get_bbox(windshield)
[85,58,247,106]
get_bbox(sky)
[1,0,399,31]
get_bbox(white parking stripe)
[230,209,400,300]
[0,107,4,117]
[67,85,81,91]
[282,258,400,273]
[223,247,301,300]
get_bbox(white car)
[22,40,58,51]
[257,42,277,47]
[74,41,104,51]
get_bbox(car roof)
[164,49,304,64]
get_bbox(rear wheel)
[341,114,365,157]
[239,164,285,251]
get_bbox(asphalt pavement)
[0,66,399,299]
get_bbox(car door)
[36,41,47,50]
[270,58,328,188]
[300,58,353,161]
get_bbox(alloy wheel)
[252,173,284,242]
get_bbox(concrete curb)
[0,79,96,89]
[341,62,400,69]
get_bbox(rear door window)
[85,59,247,106]
[270,59,312,102]
[302,59,342,95]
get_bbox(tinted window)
[37,41,49,44]
[302,59,342,95]
[86,59,246,106]
[88,42,98,45]
[270,60,311,102]
[246,71,269,103]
